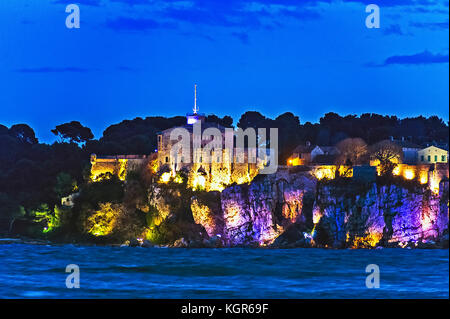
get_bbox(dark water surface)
[0,244,448,299]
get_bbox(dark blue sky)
[0,0,448,143]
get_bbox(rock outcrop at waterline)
[313,183,449,248]
[203,171,317,246]
[149,171,449,248]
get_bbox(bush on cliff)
[145,215,207,246]
[76,176,124,208]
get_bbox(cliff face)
[216,172,316,246]
[150,171,449,248]
[313,183,448,248]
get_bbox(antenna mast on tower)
[193,84,198,114]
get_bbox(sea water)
[0,244,448,299]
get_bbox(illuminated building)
[90,154,150,182]
[287,142,339,166]
[155,85,271,191]
[418,145,449,164]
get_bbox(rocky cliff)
[149,170,449,248]
[313,182,448,248]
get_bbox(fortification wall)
[90,154,148,182]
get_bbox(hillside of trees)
[0,112,448,238]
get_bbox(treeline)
[0,112,448,235]
[236,111,448,164]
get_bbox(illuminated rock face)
[191,200,215,236]
[218,172,316,246]
[388,185,449,244]
[150,171,316,246]
[150,168,448,248]
[313,183,449,248]
[191,196,224,237]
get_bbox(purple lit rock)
[219,172,316,246]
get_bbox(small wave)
[22,291,55,298]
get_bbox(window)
[427,155,431,162]
[165,156,169,163]
[421,155,424,161]
[442,155,446,162]
[434,155,438,162]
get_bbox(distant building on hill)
[288,142,339,166]
[418,145,448,164]
[391,138,422,164]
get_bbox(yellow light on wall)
[338,166,353,177]
[193,174,206,190]
[429,175,440,194]
[160,172,171,183]
[392,166,400,176]
[419,172,428,184]
[197,175,206,188]
[118,159,127,181]
[403,169,414,180]
[174,175,183,184]
[376,166,381,176]
[315,170,324,180]
[150,160,158,173]
[314,166,335,180]
[287,158,301,166]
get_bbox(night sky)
[0,0,448,143]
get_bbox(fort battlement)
[90,154,150,181]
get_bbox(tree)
[0,193,26,234]
[9,124,38,144]
[0,124,8,136]
[274,112,301,164]
[370,140,403,176]
[51,121,94,144]
[316,128,330,145]
[54,172,77,199]
[237,111,267,129]
[320,112,343,130]
[221,116,233,128]
[206,115,233,127]
[87,202,121,236]
[275,112,300,127]
[335,138,369,166]
[32,204,60,233]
